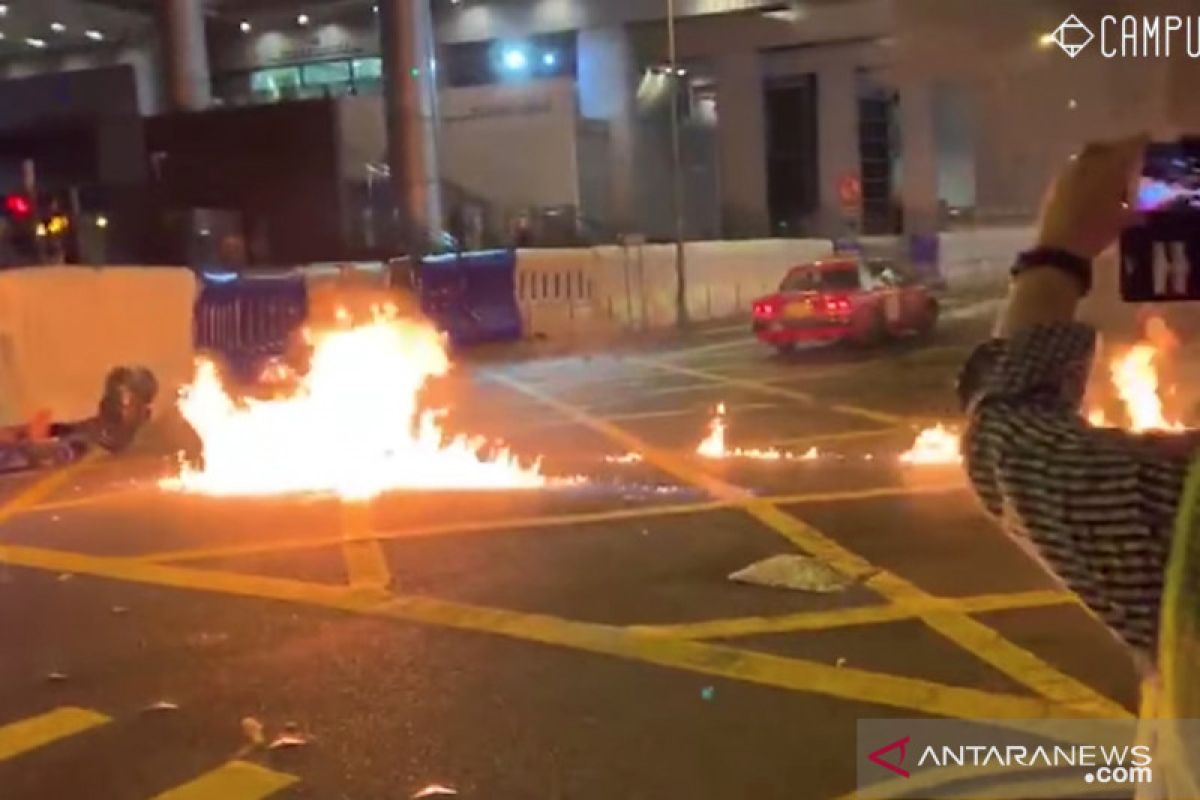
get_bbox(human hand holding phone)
[1120,137,1200,302]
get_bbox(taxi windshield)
[780,266,860,292]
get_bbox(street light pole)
[667,0,690,329]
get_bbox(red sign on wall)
[837,173,862,207]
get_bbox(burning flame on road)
[1093,343,1185,432]
[899,424,962,465]
[696,404,820,461]
[164,308,546,499]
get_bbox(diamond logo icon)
[1051,14,1094,58]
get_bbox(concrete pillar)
[162,0,211,111]
[577,26,637,234]
[713,50,769,238]
[817,64,860,236]
[898,80,938,236]
[380,0,443,251]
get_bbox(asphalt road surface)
[0,307,1145,800]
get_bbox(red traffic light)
[4,194,32,217]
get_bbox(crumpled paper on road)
[728,555,852,593]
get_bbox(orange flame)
[1104,344,1184,432]
[899,424,962,465]
[163,308,545,499]
[696,404,821,461]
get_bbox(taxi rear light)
[753,300,781,317]
[820,296,851,313]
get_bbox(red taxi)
[751,257,938,352]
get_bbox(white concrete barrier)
[514,227,1032,340]
[939,227,1033,291]
[0,266,198,427]
[516,239,837,338]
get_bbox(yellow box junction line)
[150,760,298,800]
[0,449,1108,723]
[628,356,907,426]
[0,540,1094,722]
[0,706,110,762]
[486,370,1130,720]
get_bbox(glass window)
[780,266,861,292]
[302,60,352,88]
[352,58,383,82]
[250,66,301,99]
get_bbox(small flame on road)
[164,308,546,499]
[899,424,962,465]
[696,404,821,461]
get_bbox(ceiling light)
[0,32,5,41]
[0,5,8,17]
[239,20,252,33]
[501,46,528,71]
[297,13,310,25]
[372,4,379,12]
[542,51,557,67]
[50,22,66,33]
[85,30,103,41]
[25,37,46,48]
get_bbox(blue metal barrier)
[908,234,945,289]
[193,270,308,382]
[418,250,522,345]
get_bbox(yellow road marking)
[659,337,755,360]
[0,706,110,762]
[744,499,1130,718]
[0,451,103,524]
[633,589,1078,640]
[339,501,391,591]
[769,426,901,448]
[139,498,729,564]
[630,357,906,425]
[136,484,965,566]
[599,402,779,423]
[487,371,1131,719]
[0,542,1090,721]
[16,486,150,516]
[151,760,298,800]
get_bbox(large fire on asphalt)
[163,308,546,499]
[903,321,1189,465]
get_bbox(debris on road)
[111,605,129,615]
[836,657,848,668]
[142,700,180,713]
[729,555,852,593]
[241,717,266,747]
[45,671,68,683]
[56,573,74,582]
[412,784,459,797]
[268,732,309,750]
[700,686,716,702]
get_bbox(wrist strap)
[1012,247,1092,294]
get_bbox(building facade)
[0,0,1195,253]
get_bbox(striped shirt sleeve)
[959,322,1200,655]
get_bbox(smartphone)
[1120,139,1200,302]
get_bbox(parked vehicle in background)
[751,257,938,353]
